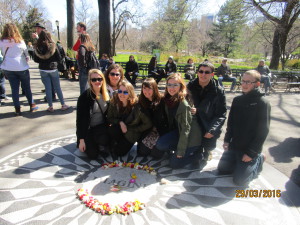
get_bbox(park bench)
[272,71,300,92]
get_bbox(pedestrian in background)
[0,23,38,116]
[34,30,69,112]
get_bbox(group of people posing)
[76,61,271,186]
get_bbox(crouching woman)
[107,80,152,156]
[156,73,202,168]
[76,69,110,159]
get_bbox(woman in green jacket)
[107,80,152,156]
[156,73,202,168]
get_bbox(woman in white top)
[0,23,38,116]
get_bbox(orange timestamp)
[235,189,281,198]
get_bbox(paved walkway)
[0,61,299,224]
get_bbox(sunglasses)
[198,70,211,74]
[91,77,103,82]
[167,83,180,88]
[117,90,129,95]
[110,72,120,77]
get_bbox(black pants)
[108,124,134,156]
[85,124,109,159]
[124,72,138,86]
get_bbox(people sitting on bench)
[255,59,275,95]
[184,58,196,80]
[217,58,236,92]
[148,56,164,84]
[125,55,139,87]
[163,56,177,77]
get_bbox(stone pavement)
[0,61,299,224]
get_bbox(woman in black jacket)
[137,78,168,158]
[76,69,110,159]
[147,56,164,84]
[34,31,69,112]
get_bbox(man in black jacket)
[125,55,139,87]
[187,61,227,161]
[218,70,270,186]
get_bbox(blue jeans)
[5,70,34,108]
[217,150,264,186]
[156,130,201,168]
[218,76,237,91]
[260,75,271,93]
[40,70,65,107]
[79,68,88,94]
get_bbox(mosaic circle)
[0,135,299,225]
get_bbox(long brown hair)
[139,78,162,109]
[1,23,23,43]
[164,73,186,103]
[111,80,137,114]
[104,64,124,87]
[36,30,54,49]
[87,69,110,101]
[79,34,95,51]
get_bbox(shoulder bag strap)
[2,47,9,62]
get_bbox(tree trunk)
[270,29,281,70]
[66,0,75,49]
[270,27,288,70]
[98,0,112,57]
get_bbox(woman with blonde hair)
[107,80,152,156]
[156,73,202,168]
[76,69,110,159]
[78,33,96,94]
[0,23,38,116]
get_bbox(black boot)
[15,106,21,116]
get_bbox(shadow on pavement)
[269,137,300,206]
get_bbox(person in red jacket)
[72,22,87,58]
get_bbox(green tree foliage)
[152,0,201,53]
[209,0,246,57]
[21,7,44,44]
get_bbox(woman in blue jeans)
[156,73,202,169]
[0,23,38,116]
[34,31,69,112]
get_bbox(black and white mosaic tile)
[0,135,299,225]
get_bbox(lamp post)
[55,20,60,41]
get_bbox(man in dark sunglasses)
[187,61,227,162]
[125,55,139,87]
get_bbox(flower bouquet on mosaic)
[77,188,146,215]
[101,160,157,175]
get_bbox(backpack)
[56,44,67,72]
[81,45,100,71]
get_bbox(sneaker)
[30,103,39,112]
[47,106,54,112]
[61,104,70,111]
